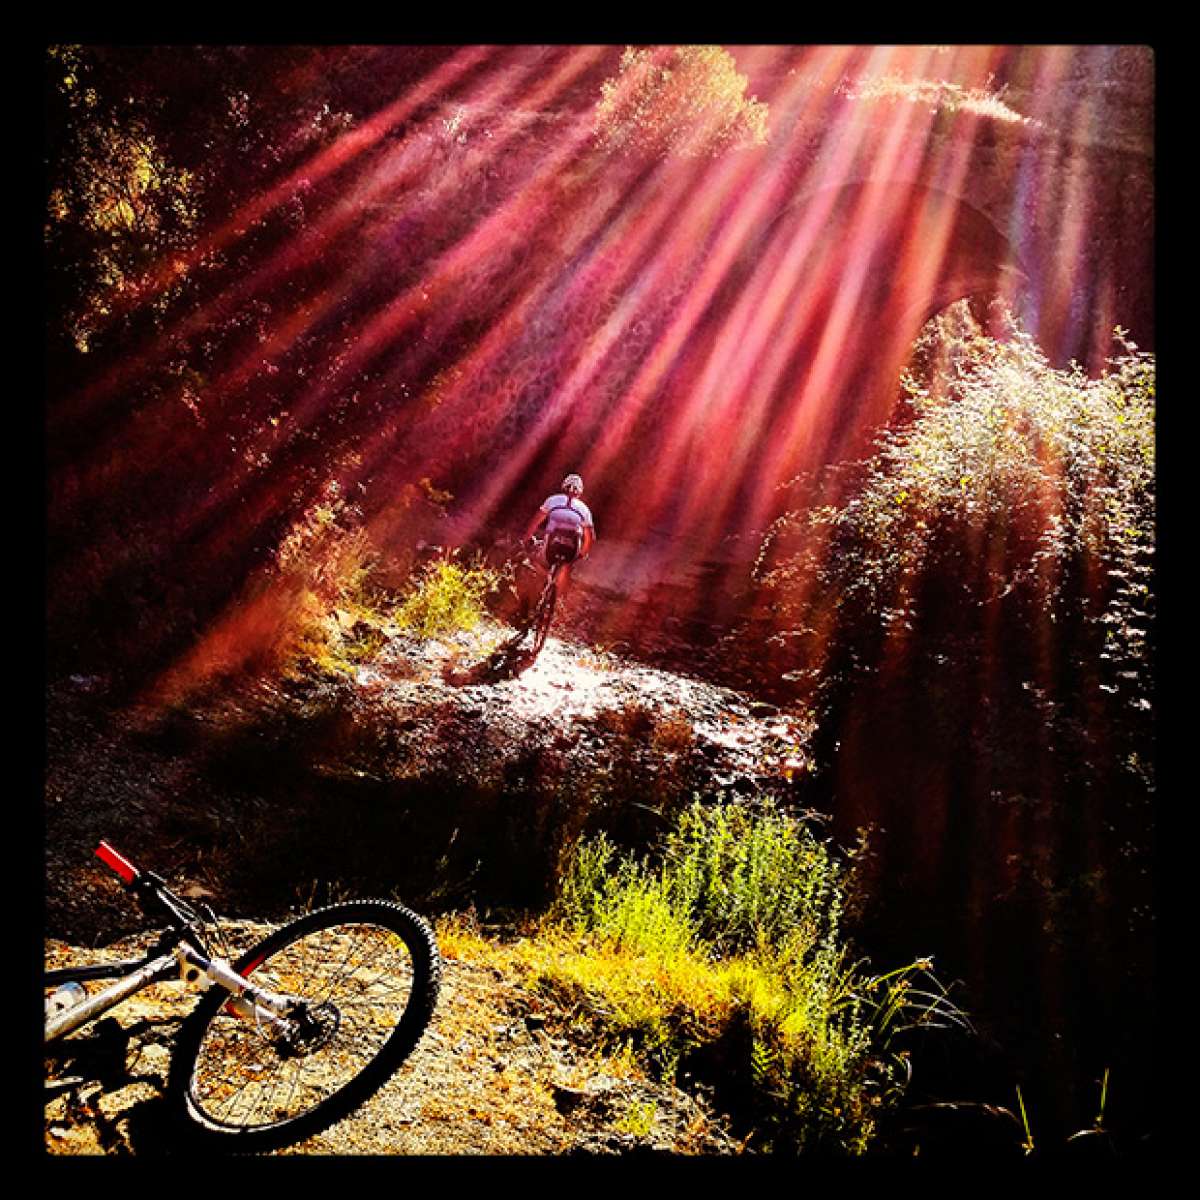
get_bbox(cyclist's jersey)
[539,494,594,538]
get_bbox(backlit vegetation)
[594,45,769,159]
[266,485,380,677]
[271,482,501,676]
[395,555,500,640]
[46,45,199,352]
[761,303,1155,729]
[446,800,968,1154]
[839,71,1034,125]
[749,305,1155,1095]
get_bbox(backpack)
[544,498,584,564]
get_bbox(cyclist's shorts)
[545,530,581,567]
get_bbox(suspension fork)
[174,943,298,1032]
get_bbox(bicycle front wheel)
[169,900,439,1151]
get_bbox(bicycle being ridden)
[519,473,595,657]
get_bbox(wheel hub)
[278,1001,341,1057]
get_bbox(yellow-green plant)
[537,799,968,1154]
[395,555,499,640]
[659,800,845,956]
[615,1099,658,1137]
[1016,1084,1035,1155]
[1065,1067,1114,1153]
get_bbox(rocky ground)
[45,611,818,935]
[373,613,812,791]
[44,614,813,1157]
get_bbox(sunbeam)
[44,38,1153,770]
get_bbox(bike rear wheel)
[168,900,439,1151]
[530,570,558,656]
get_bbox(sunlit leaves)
[594,45,769,160]
[548,800,962,1153]
[46,46,199,352]
[394,555,500,640]
[759,302,1155,785]
[839,71,1035,126]
[771,304,1153,630]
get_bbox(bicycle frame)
[528,558,564,651]
[46,842,442,1150]
[524,536,568,582]
[45,842,298,1045]
[541,559,564,592]
[45,943,182,1043]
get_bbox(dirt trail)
[371,619,811,787]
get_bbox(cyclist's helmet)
[561,473,584,495]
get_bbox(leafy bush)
[266,486,385,677]
[534,799,967,1153]
[658,800,846,957]
[395,555,499,640]
[759,303,1154,756]
[748,305,1155,1111]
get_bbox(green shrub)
[540,799,967,1153]
[395,556,499,639]
[660,800,844,957]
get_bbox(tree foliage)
[44,47,464,683]
[593,45,769,159]
[45,46,201,353]
[750,303,1155,1089]
[762,303,1154,726]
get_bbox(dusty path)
[369,618,811,788]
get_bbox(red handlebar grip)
[96,841,139,884]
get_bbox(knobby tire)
[168,900,440,1152]
[530,569,559,657]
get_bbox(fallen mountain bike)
[45,841,440,1152]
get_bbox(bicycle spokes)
[186,920,418,1131]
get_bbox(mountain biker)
[523,472,595,599]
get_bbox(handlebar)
[96,840,139,884]
[95,840,205,936]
